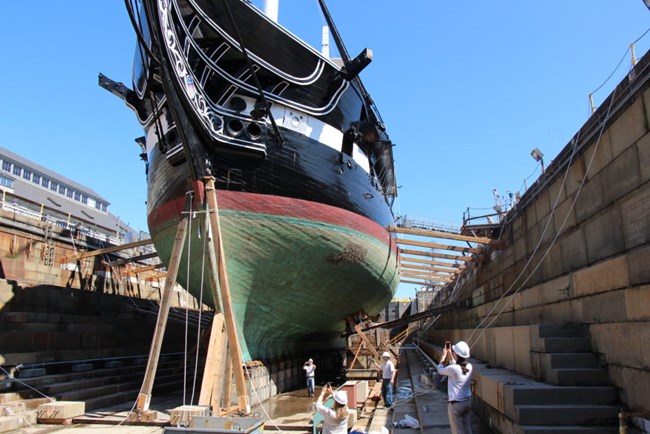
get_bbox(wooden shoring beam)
[129,263,165,275]
[400,278,445,286]
[148,271,168,280]
[104,252,158,267]
[198,313,228,411]
[346,317,381,359]
[133,204,189,414]
[395,238,482,254]
[399,248,472,262]
[400,255,466,269]
[204,177,250,414]
[74,238,153,260]
[389,225,500,245]
[402,269,453,279]
[400,263,459,274]
[402,272,452,282]
[401,269,453,279]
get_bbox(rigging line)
[466,134,579,343]
[467,82,619,347]
[190,214,209,405]
[588,25,649,97]
[183,191,194,405]
[220,0,285,146]
[0,366,55,403]
[243,364,282,431]
[316,0,385,127]
[124,0,160,65]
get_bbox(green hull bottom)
[152,207,399,361]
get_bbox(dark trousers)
[381,379,393,407]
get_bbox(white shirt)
[437,361,473,402]
[304,364,315,378]
[380,359,395,380]
[315,403,349,434]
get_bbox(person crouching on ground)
[373,351,396,408]
[315,384,349,434]
[303,358,316,397]
[437,340,473,434]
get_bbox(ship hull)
[146,130,399,361]
[120,0,400,361]
[149,188,398,361]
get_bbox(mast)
[263,0,279,22]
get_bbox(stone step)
[517,425,619,434]
[509,385,618,406]
[81,377,187,411]
[514,404,619,426]
[534,324,589,339]
[2,357,184,400]
[547,368,610,386]
[543,353,600,369]
[531,337,592,353]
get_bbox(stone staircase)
[477,324,625,434]
[417,324,638,433]
[0,354,202,432]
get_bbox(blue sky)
[1,1,648,299]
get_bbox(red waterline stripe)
[148,189,397,251]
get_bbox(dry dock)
[9,343,493,434]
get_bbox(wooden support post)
[198,313,228,411]
[347,317,381,360]
[349,340,364,369]
[131,205,190,415]
[203,177,250,414]
[220,348,234,415]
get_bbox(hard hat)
[381,351,390,358]
[333,390,348,406]
[452,341,470,359]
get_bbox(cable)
[183,192,194,406]
[190,214,209,405]
[467,75,619,348]
[243,362,282,431]
[0,366,55,403]
[589,26,650,99]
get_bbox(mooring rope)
[466,75,619,347]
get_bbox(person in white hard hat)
[372,351,396,408]
[303,358,316,397]
[314,383,349,434]
[437,340,473,434]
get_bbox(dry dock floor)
[13,344,491,433]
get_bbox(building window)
[51,181,58,192]
[33,174,41,185]
[95,202,102,210]
[2,161,11,172]
[42,178,49,189]
[101,204,107,212]
[22,170,31,181]
[12,165,21,176]
[66,189,73,198]
[81,196,88,204]
[74,192,80,201]
[0,176,13,188]
[58,185,66,195]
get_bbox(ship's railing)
[399,216,461,234]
